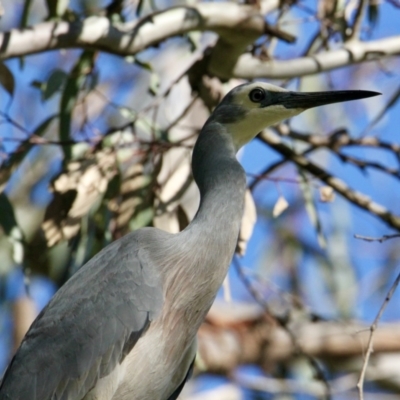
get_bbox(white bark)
[233,36,400,78]
[2,2,398,80]
[0,3,277,61]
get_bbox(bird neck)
[160,122,247,338]
[188,121,247,267]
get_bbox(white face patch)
[226,105,302,149]
[223,83,304,150]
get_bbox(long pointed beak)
[274,90,380,109]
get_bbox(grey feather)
[166,357,195,400]
[0,228,165,400]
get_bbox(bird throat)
[159,121,247,357]
[174,122,246,312]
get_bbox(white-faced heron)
[0,82,379,399]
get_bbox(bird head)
[210,82,380,150]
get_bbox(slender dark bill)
[272,90,381,110]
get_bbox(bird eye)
[249,88,265,103]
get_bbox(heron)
[0,82,378,400]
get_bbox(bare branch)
[357,272,400,399]
[233,36,400,78]
[249,128,400,192]
[348,0,368,41]
[287,129,400,155]
[258,130,400,231]
[0,3,281,61]
[1,5,399,81]
[200,307,400,373]
[335,151,400,178]
[233,258,331,395]
[354,234,400,242]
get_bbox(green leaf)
[298,169,327,249]
[45,0,69,18]
[43,69,67,101]
[136,0,145,16]
[0,193,24,264]
[134,57,152,71]
[56,0,70,16]
[31,80,45,90]
[0,193,18,235]
[130,207,153,231]
[326,205,356,318]
[124,56,135,64]
[70,142,90,159]
[134,116,162,139]
[368,1,379,27]
[104,173,121,200]
[105,0,124,18]
[118,107,136,120]
[148,72,160,96]
[0,62,15,97]
[59,51,94,161]
[0,149,29,193]
[20,0,33,28]
[186,32,200,52]
[87,70,99,91]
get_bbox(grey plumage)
[0,82,379,400]
[0,230,164,399]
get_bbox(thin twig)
[354,233,400,243]
[232,257,272,312]
[247,172,319,186]
[258,130,400,231]
[348,0,368,41]
[164,95,199,132]
[250,127,400,191]
[336,151,400,178]
[357,271,400,399]
[233,257,332,400]
[287,129,400,155]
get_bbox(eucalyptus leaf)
[59,51,94,161]
[0,193,18,235]
[134,57,153,71]
[20,0,33,28]
[44,70,67,101]
[45,0,69,18]
[0,62,15,97]
[298,169,327,249]
[148,72,160,96]
[368,1,379,27]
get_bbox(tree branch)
[258,130,400,231]
[354,233,400,242]
[348,0,368,42]
[233,36,400,78]
[286,129,400,156]
[249,128,400,191]
[199,308,400,374]
[1,4,399,81]
[357,271,400,399]
[0,3,282,61]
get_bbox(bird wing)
[0,229,164,400]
